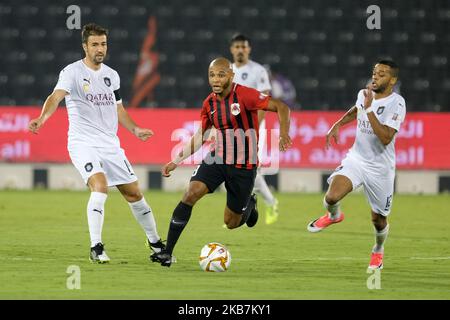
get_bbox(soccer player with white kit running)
[307,60,406,270]
[28,23,167,263]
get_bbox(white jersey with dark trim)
[54,59,122,148]
[349,90,407,171]
[232,60,271,93]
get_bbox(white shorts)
[327,155,395,216]
[68,144,138,187]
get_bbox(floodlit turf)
[0,190,449,299]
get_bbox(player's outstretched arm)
[266,98,292,151]
[162,127,207,177]
[363,86,397,145]
[117,103,153,141]
[326,106,357,148]
[28,89,68,134]
[257,90,271,124]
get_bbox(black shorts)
[190,162,257,214]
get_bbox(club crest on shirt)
[376,106,385,115]
[242,73,248,80]
[231,103,241,116]
[104,77,111,87]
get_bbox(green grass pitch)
[0,190,449,299]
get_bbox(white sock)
[323,197,341,220]
[87,192,107,247]
[253,174,276,206]
[373,224,389,253]
[129,197,160,243]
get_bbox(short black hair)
[82,23,108,44]
[230,33,251,46]
[376,60,399,78]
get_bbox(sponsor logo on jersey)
[357,119,374,135]
[85,93,115,106]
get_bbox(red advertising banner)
[1,107,449,169]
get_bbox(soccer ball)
[199,242,231,272]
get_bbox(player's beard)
[372,83,387,93]
[92,54,105,65]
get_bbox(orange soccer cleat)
[368,252,384,270]
[307,213,345,233]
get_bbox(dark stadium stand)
[0,0,448,110]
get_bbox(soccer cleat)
[146,239,177,263]
[307,212,345,233]
[146,238,165,254]
[265,198,279,225]
[150,250,173,267]
[89,243,110,264]
[368,252,384,270]
[246,194,259,228]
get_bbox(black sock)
[165,202,193,254]
[238,197,256,227]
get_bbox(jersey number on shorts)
[191,165,200,177]
[385,195,393,210]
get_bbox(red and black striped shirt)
[200,83,270,169]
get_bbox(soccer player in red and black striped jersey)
[151,58,292,267]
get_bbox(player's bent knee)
[183,189,204,206]
[124,191,142,203]
[371,213,387,226]
[224,211,241,229]
[226,220,240,229]
[88,173,108,193]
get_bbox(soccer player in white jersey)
[307,60,406,269]
[230,34,280,225]
[28,23,167,264]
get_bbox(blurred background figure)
[130,16,160,108]
[265,64,300,109]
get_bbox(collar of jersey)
[81,59,103,73]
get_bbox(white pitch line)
[2,256,450,262]
[410,257,450,260]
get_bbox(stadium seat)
[0,0,447,110]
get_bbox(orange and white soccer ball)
[199,242,231,272]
